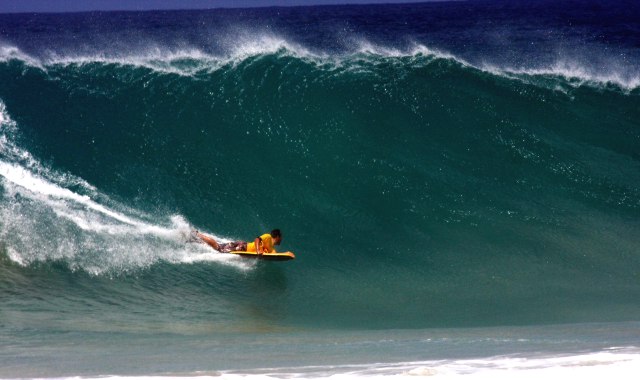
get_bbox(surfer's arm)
[254,237,263,254]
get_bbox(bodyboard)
[230,251,295,261]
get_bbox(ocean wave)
[1,38,638,92]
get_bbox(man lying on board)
[195,229,282,255]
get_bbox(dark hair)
[271,229,282,238]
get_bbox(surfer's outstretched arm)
[196,232,220,251]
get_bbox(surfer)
[194,229,282,255]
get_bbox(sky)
[0,0,438,14]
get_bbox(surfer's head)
[271,229,282,245]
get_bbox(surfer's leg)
[196,232,220,251]
[217,241,246,253]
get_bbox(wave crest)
[2,38,638,91]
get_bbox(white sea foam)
[0,99,250,273]
[2,37,638,90]
[0,44,43,67]
[484,60,640,92]
[224,31,320,61]
[44,46,222,76]
[350,39,462,63]
[0,33,320,76]
[241,348,640,379]
[36,348,640,379]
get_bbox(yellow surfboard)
[230,251,295,261]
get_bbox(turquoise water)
[1,2,639,377]
[2,48,638,329]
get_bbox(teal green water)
[1,50,639,332]
[1,3,640,377]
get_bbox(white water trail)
[0,100,249,274]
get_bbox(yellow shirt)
[246,233,276,253]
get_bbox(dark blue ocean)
[1,0,640,378]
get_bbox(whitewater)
[1,0,639,378]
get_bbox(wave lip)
[483,59,640,92]
[0,32,321,76]
[0,44,42,67]
[2,37,639,92]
